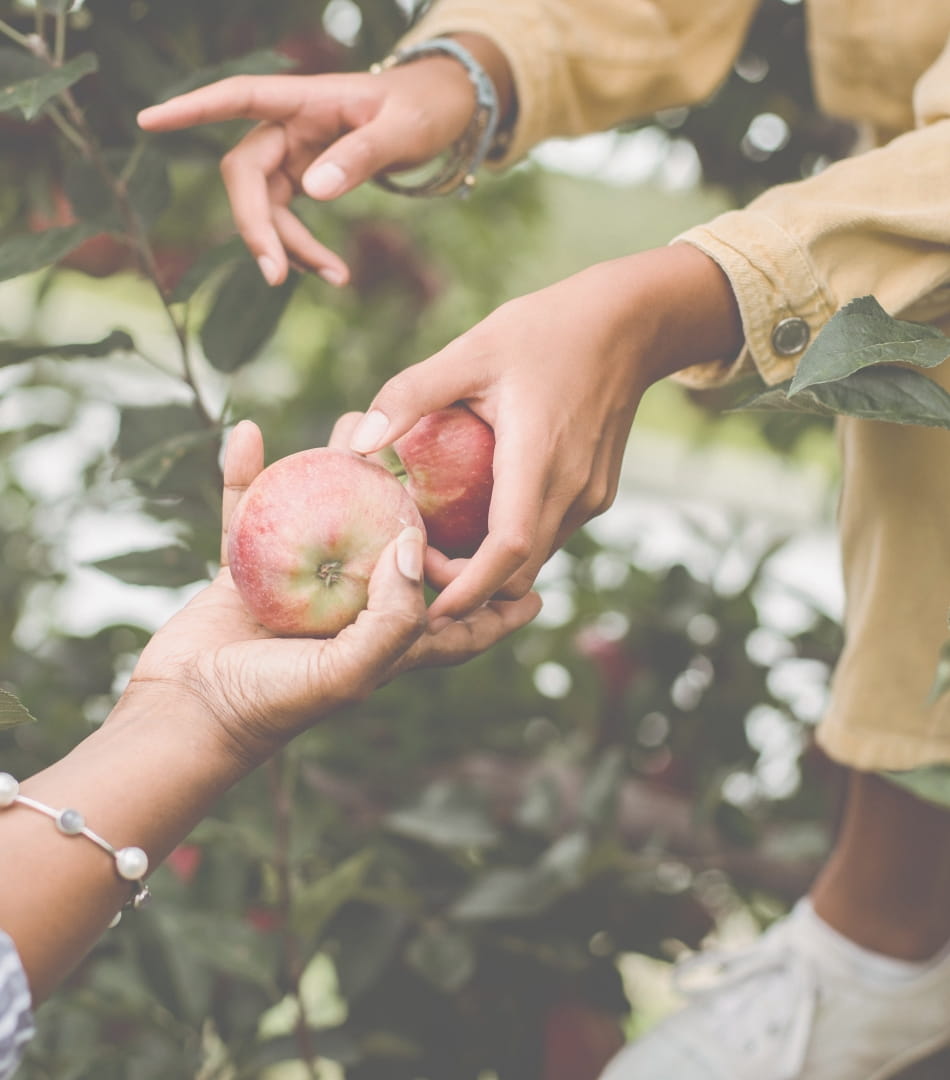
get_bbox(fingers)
[325,527,428,695]
[349,338,487,454]
[272,206,349,285]
[137,75,325,130]
[394,591,543,675]
[220,420,264,565]
[328,412,363,449]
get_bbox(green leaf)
[882,765,950,810]
[90,544,209,588]
[385,781,499,849]
[160,910,278,993]
[169,235,245,304]
[791,296,950,394]
[291,849,376,946]
[0,222,102,282]
[200,260,297,373]
[333,905,407,1002]
[0,51,98,121]
[451,831,591,921]
[738,365,950,430]
[155,49,295,103]
[0,330,134,368]
[65,146,171,232]
[405,924,475,991]
[114,427,221,489]
[0,687,37,729]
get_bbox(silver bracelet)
[369,37,500,198]
[0,772,151,927]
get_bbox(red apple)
[228,447,425,636]
[391,404,494,558]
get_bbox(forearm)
[584,242,744,388]
[0,686,247,1003]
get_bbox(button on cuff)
[771,317,811,356]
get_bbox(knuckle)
[497,530,533,566]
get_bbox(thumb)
[349,341,485,454]
[302,111,431,201]
[325,526,428,691]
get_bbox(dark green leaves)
[0,49,97,121]
[0,223,101,282]
[200,261,298,372]
[737,295,950,429]
[742,366,950,430]
[91,545,210,588]
[0,330,134,368]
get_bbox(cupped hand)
[127,420,540,769]
[136,61,477,287]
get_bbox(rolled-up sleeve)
[675,33,950,388]
[0,932,34,1080]
[399,0,759,167]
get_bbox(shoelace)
[671,927,820,1080]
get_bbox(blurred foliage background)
[0,1,854,1077]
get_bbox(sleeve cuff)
[673,211,838,389]
[396,3,556,169]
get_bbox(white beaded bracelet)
[0,772,151,926]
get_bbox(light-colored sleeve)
[0,931,34,1080]
[399,0,760,167]
[674,34,950,388]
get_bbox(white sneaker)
[598,900,950,1080]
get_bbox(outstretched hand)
[128,420,541,768]
[137,61,479,287]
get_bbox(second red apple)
[392,404,494,558]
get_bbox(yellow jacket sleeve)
[676,34,950,387]
[398,0,760,167]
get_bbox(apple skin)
[228,447,425,637]
[392,405,494,558]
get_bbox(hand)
[127,420,541,768]
[343,245,743,621]
[136,47,495,287]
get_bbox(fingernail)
[320,267,346,287]
[351,409,390,453]
[257,255,280,286]
[396,526,424,581]
[304,162,346,199]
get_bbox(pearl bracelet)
[369,37,501,198]
[0,772,150,927]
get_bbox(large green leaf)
[739,365,950,429]
[200,261,298,372]
[791,296,950,394]
[0,330,134,368]
[0,222,102,281]
[0,50,97,120]
[90,544,209,588]
[0,687,37,729]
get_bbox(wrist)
[588,244,743,387]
